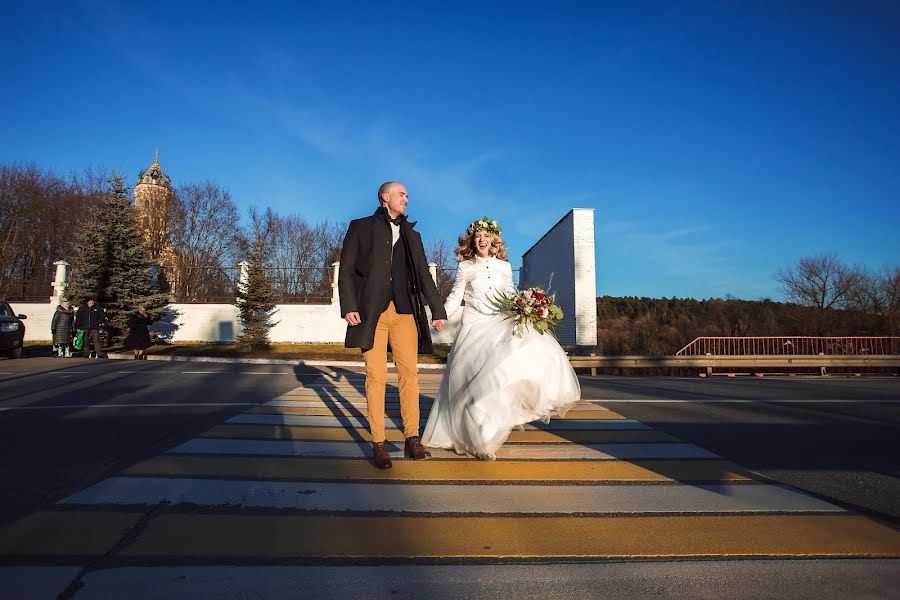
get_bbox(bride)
[421,217,581,459]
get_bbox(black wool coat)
[124,314,152,350]
[339,208,448,353]
[75,304,107,331]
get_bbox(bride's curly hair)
[455,230,508,262]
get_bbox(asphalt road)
[0,357,322,525]
[582,375,900,525]
[0,357,897,599]
[1,359,898,526]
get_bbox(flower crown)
[466,216,502,236]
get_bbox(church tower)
[133,149,174,266]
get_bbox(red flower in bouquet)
[492,286,564,338]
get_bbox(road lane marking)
[0,511,142,557]
[121,514,900,559]
[597,398,900,403]
[61,478,839,514]
[242,372,293,375]
[123,455,752,482]
[167,439,719,460]
[248,406,624,420]
[199,424,678,443]
[263,399,609,411]
[0,403,257,412]
[226,413,652,430]
[181,371,228,374]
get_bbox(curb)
[105,353,447,370]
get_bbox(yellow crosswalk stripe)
[200,424,679,443]
[0,511,142,556]
[123,455,753,482]
[121,514,900,559]
[247,406,626,419]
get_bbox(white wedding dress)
[421,256,581,458]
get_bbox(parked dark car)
[0,301,27,359]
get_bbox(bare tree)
[167,181,242,302]
[313,220,346,301]
[776,253,864,310]
[849,265,900,335]
[775,253,868,334]
[426,236,456,299]
[883,266,900,336]
[264,213,346,303]
[267,212,317,301]
[0,163,104,300]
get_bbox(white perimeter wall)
[17,300,465,345]
[519,208,597,346]
[11,303,55,343]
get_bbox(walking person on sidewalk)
[75,297,107,358]
[123,306,152,360]
[50,298,75,357]
[339,182,448,469]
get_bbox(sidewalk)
[104,352,447,369]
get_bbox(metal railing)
[159,265,334,304]
[0,279,53,302]
[676,336,900,356]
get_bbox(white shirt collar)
[390,221,400,246]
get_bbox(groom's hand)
[345,312,362,326]
[432,319,446,331]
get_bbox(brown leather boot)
[404,436,431,460]
[373,442,392,469]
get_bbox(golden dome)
[137,148,171,188]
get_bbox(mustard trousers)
[362,302,420,443]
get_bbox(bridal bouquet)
[493,286,564,337]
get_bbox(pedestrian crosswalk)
[1,369,899,566]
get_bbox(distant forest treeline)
[596,295,899,356]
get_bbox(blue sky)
[3,1,898,300]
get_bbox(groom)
[339,182,448,469]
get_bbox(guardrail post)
[705,353,712,378]
[819,352,827,376]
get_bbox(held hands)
[344,312,362,326]
[432,320,446,331]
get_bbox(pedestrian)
[50,298,75,357]
[338,181,447,469]
[123,306,152,360]
[75,297,107,358]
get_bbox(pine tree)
[236,209,276,350]
[66,175,169,341]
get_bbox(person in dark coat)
[123,306,152,360]
[50,299,75,357]
[75,297,107,358]
[339,181,448,469]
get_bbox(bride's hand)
[432,319,446,331]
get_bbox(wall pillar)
[237,261,249,302]
[331,261,341,304]
[51,260,70,303]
